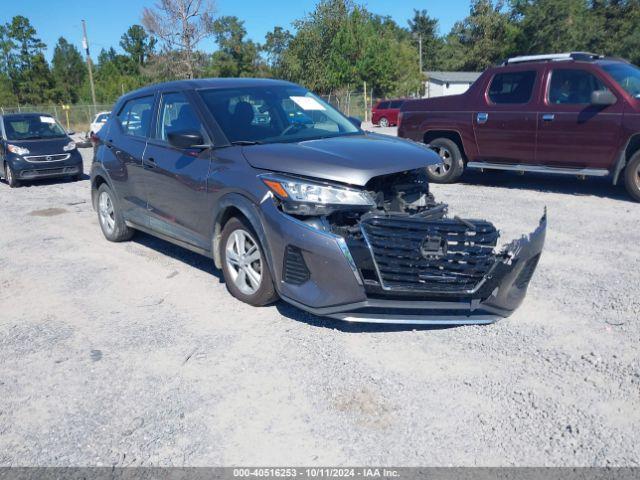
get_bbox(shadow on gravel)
[16,173,90,187]
[459,170,634,203]
[132,232,223,280]
[274,301,460,333]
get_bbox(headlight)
[261,174,375,216]
[63,141,76,151]
[7,144,29,156]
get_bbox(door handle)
[143,157,157,169]
[477,112,489,124]
[542,114,555,122]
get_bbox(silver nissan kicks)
[90,78,546,325]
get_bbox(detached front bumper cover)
[285,210,547,325]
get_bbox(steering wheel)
[280,122,308,136]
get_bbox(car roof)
[1,112,54,120]
[120,77,300,101]
[498,52,629,69]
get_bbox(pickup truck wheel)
[220,216,278,307]
[379,117,389,128]
[426,138,464,183]
[624,151,640,202]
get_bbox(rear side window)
[548,69,608,105]
[377,101,390,109]
[155,92,205,141]
[117,95,154,137]
[389,100,403,108]
[488,71,536,104]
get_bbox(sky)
[1,0,471,60]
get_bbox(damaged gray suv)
[90,78,546,325]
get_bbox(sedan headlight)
[7,144,30,156]
[63,141,76,151]
[261,174,375,216]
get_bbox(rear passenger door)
[143,91,212,250]
[106,95,156,226]
[473,69,539,164]
[536,66,623,169]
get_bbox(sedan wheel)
[225,229,263,295]
[98,190,116,235]
[428,146,453,178]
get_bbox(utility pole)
[363,81,367,123]
[418,33,423,74]
[82,20,97,115]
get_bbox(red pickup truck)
[398,52,640,201]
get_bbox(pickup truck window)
[377,101,390,109]
[488,71,536,104]
[548,69,607,105]
[389,100,403,108]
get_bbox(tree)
[263,26,293,75]
[408,9,443,71]
[439,0,518,71]
[208,16,262,77]
[142,0,216,79]
[120,24,156,66]
[588,0,640,64]
[51,37,85,103]
[510,0,593,54]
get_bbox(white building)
[424,71,482,98]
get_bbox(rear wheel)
[624,151,640,202]
[4,162,19,188]
[220,216,278,307]
[97,183,134,242]
[425,137,464,183]
[379,117,389,128]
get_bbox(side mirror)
[167,130,208,149]
[591,90,616,106]
[348,116,362,128]
[67,130,75,136]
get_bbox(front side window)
[117,96,154,137]
[488,71,536,104]
[377,101,390,109]
[389,100,403,108]
[155,92,204,141]
[3,115,67,140]
[198,86,359,144]
[548,69,607,105]
[601,62,640,99]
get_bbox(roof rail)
[503,52,603,65]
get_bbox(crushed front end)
[260,169,546,325]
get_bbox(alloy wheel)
[379,117,389,128]
[428,146,453,178]
[98,191,116,234]
[225,229,263,295]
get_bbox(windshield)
[198,85,360,144]
[3,115,67,140]
[602,63,640,98]
[95,113,109,123]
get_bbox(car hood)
[7,137,72,155]
[241,133,440,186]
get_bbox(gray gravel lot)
[1,131,639,466]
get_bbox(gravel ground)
[0,134,639,466]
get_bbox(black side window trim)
[546,68,608,105]
[147,90,211,148]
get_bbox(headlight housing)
[261,174,375,216]
[63,141,76,151]
[7,144,29,156]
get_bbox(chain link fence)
[0,104,114,133]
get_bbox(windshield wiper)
[230,140,263,146]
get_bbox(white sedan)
[90,111,110,134]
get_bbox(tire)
[379,117,389,128]
[624,151,640,202]
[96,183,134,242]
[4,162,20,188]
[425,137,465,183]
[220,216,278,307]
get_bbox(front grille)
[24,153,70,162]
[283,245,310,285]
[361,215,500,293]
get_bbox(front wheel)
[220,217,278,307]
[425,138,464,183]
[379,117,389,128]
[624,151,640,202]
[4,162,20,188]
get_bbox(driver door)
[143,91,212,250]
